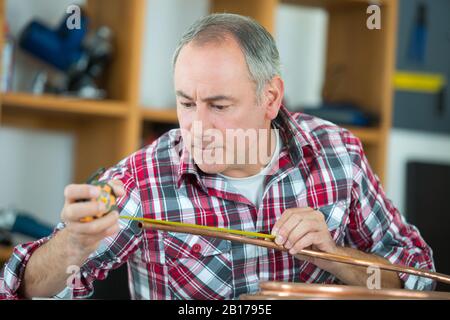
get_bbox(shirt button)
[192,243,202,254]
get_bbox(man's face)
[174,37,273,176]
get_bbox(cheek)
[177,115,192,143]
[210,111,240,129]
[180,120,190,132]
[177,110,192,130]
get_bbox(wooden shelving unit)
[141,107,178,124]
[2,92,128,117]
[0,245,13,266]
[0,0,397,183]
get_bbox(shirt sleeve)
[0,222,66,300]
[342,129,436,291]
[0,157,143,300]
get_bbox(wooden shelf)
[343,126,382,145]
[1,92,129,118]
[0,245,13,264]
[141,107,178,124]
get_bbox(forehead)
[174,37,252,93]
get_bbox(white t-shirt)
[219,128,282,208]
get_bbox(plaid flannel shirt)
[0,105,435,299]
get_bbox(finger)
[62,200,107,222]
[289,232,321,255]
[102,221,121,238]
[285,219,321,250]
[272,207,315,237]
[272,208,298,236]
[68,211,119,236]
[273,215,302,246]
[64,184,101,204]
[107,179,125,197]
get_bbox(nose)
[192,103,213,131]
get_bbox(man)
[0,13,434,300]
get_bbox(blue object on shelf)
[299,103,374,127]
[19,13,88,71]
[408,3,428,64]
[1,208,53,240]
[11,214,53,239]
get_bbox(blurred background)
[0,0,449,296]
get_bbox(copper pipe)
[140,222,450,286]
[257,282,450,300]
[240,290,450,300]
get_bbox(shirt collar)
[273,104,321,166]
[176,104,320,189]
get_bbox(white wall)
[275,4,328,109]
[0,126,74,226]
[386,129,450,216]
[140,0,210,109]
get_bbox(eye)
[180,102,195,108]
[211,105,228,111]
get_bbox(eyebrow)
[175,90,236,103]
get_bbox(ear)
[263,76,284,121]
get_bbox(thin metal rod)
[139,221,450,286]
[121,216,275,240]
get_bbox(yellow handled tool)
[79,167,118,223]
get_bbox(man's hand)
[61,180,125,256]
[20,179,126,298]
[271,207,402,288]
[271,207,337,255]
[271,207,338,271]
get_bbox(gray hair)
[172,13,281,103]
